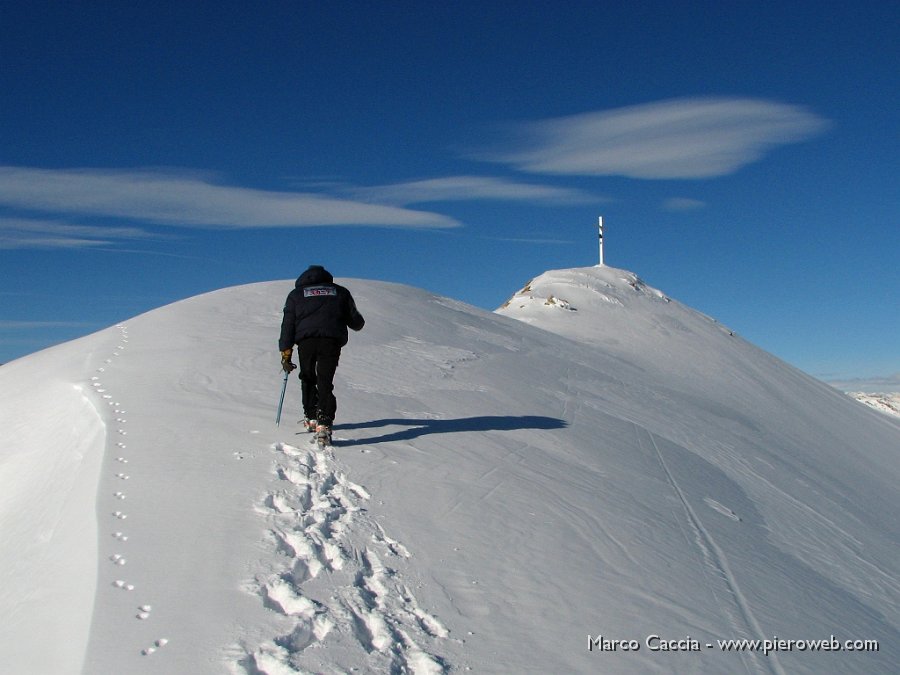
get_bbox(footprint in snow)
[242,442,449,671]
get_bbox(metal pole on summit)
[598,216,604,266]
[275,370,289,426]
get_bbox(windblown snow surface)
[1,265,898,675]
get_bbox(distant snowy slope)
[848,392,900,419]
[1,269,898,674]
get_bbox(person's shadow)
[333,415,567,446]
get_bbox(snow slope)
[1,266,898,674]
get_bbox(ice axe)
[275,370,289,426]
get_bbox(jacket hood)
[296,265,334,287]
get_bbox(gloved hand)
[281,348,297,372]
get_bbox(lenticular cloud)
[482,97,830,179]
[0,166,459,230]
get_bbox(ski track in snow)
[88,324,170,659]
[637,425,785,675]
[238,441,449,673]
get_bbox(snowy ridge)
[1,269,898,674]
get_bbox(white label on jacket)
[304,286,337,297]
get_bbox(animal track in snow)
[93,325,167,660]
[142,638,169,655]
[239,442,449,673]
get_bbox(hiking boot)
[314,424,332,447]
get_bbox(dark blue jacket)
[278,266,365,350]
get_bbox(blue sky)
[1,1,897,390]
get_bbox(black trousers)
[297,337,342,426]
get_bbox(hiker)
[279,265,365,445]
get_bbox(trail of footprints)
[89,326,446,668]
[89,324,169,658]
[242,442,449,674]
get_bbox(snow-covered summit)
[499,264,672,317]
[1,268,899,674]
[498,264,735,361]
[498,265,846,428]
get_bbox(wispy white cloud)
[0,166,459,230]
[1,236,115,250]
[0,217,161,249]
[662,197,707,212]
[481,236,575,245]
[0,320,95,329]
[477,97,831,179]
[825,373,900,394]
[350,175,602,206]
